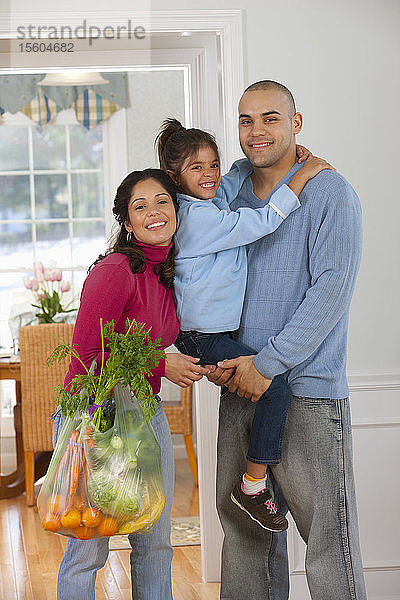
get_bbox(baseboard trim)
[348,371,400,392]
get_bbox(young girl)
[156,119,334,532]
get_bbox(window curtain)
[0,73,129,129]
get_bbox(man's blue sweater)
[231,161,362,399]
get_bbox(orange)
[82,507,102,528]
[75,525,93,540]
[97,516,118,537]
[42,513,61,532]
[60,508,81,529]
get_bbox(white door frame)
[0,9,245,582]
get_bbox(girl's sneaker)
[230,479,288,532]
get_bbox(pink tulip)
[60,281,71,293]
[31,278,39,291]
[38,292,47,301]
[23,277,33,290]
[33,261,45,282]
[44,268,52,281]
[54,269,62,282]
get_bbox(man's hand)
[217,356,272,402]
[204,364,236,387]
[164,353,210,388]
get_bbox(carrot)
[66,430,84,510]
[54,439,72,484]
[75,453,89,512]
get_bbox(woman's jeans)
[216,391,367,600]
[175,330,292,464]
[52,400,174,600]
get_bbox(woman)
[53,169,208,600]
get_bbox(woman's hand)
[288,156,336,196]
[296,144,312,163]
[164,352,210,388]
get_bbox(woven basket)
[19,323,74,452]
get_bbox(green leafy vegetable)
[87,468,142,518]
[87,471,115,509]
[48,318,165,428]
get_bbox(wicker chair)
[19,323,74,506]
[163,385,198,486]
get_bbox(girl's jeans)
[52,400,174,600]
[175,329,292,464]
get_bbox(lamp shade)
[38,71,110,86]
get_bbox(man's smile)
[248,141,274,148]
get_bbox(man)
[208,80,366,600]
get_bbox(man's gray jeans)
[216,391,367,600]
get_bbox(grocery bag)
[37,384,165,539]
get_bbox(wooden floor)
[0,458,220,600]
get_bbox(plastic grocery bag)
[37,384,165,539]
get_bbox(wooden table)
[0,358,51,500]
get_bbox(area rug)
[109,516,200,549]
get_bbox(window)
[0,110,106,349]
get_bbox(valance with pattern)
[0,73,129,129]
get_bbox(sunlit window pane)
[0,272,30,350]
[0,113,106,323]
[72,221,106,268]
[72,269,87,292]
[32,127,66,170]
[0,128,29,171]
[71,172,104,218]
[0,175,31,220]
[36,222,71,265]
[70,126,103,169]
[34,174,68,219]
[0,222,32,268]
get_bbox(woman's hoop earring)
[127,232,132,243]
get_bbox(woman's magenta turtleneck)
[64,241,179,396]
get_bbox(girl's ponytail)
[155,118,219,180]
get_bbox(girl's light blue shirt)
[174,158,300,332]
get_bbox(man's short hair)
[243,80,296,117]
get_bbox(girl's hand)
[164,352,210,388]
[299,155,336,178]
[296,144,312,163]
[288,156,336,196]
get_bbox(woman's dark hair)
[155,118,220,189]
[90,169,179,289]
